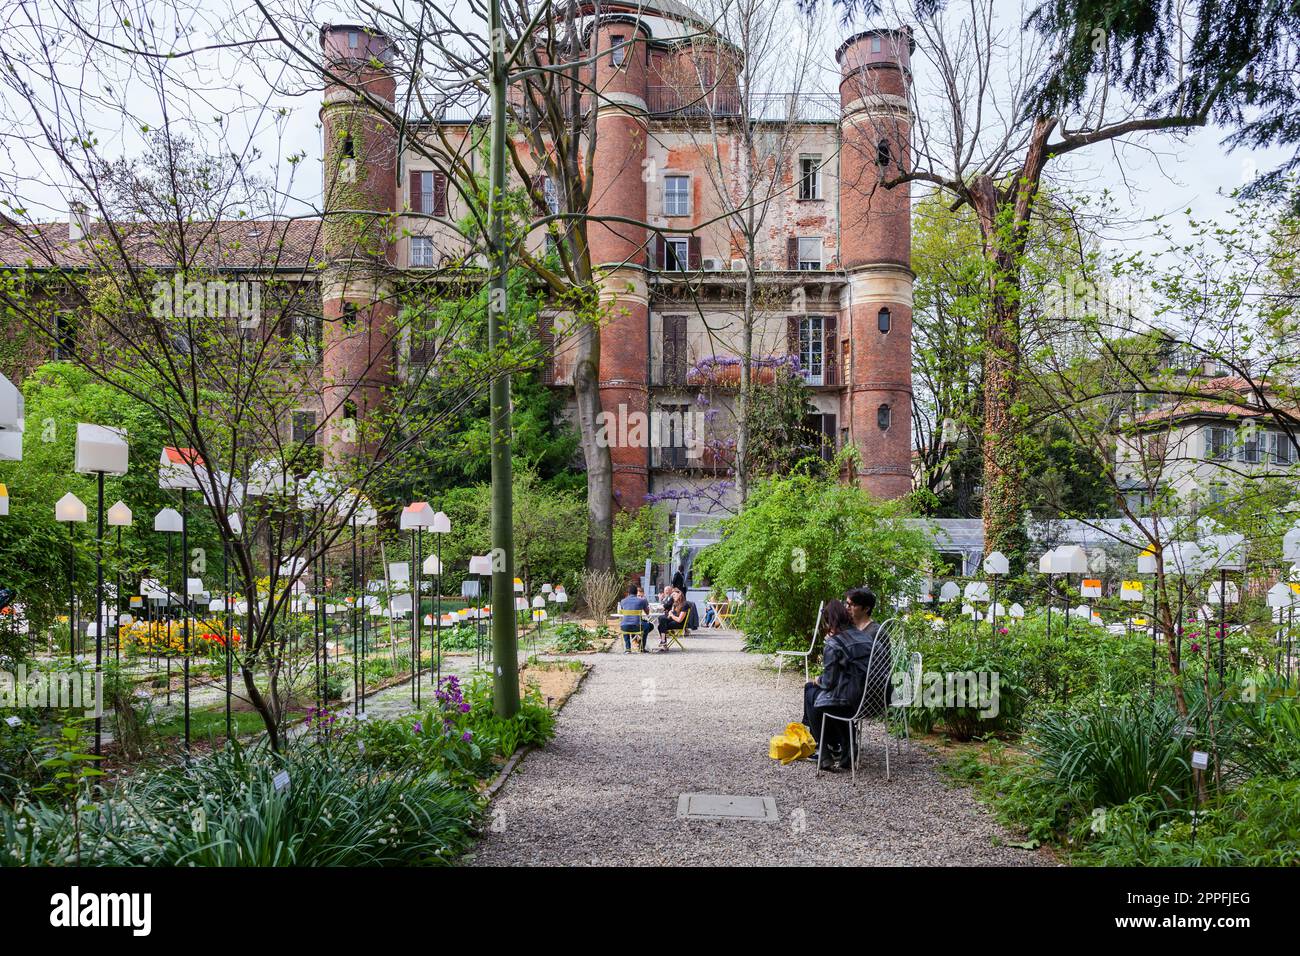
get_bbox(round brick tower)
[319,25,399,465]
[837,28,914,499]
[588,16,651,508]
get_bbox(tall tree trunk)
[574,319,615,572]
[980,259,1027,562]
[737,255,755,505]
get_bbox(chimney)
[68,201,91,242]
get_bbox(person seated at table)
[657,588,688,651]
[802,599,872,771]
[618,583,652,653]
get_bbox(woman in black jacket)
[802,600,873,770]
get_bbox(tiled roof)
[0,218,324,272]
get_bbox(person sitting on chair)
[845,588,890,714]
[802,599,872,771]
[618,583,652,653]
[657,588,688,652]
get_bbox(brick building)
[3,1,916,521]
[319,1,916,514]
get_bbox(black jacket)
[814,622,888,711]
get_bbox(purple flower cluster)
[305,706,336,728]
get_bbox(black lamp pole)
[181,487,190,756]
[67,522,76,663]
[435,531,443,687]
[94,472,105,757]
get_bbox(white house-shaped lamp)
[159,446,204,490]
[74,423,129,476]
[55,492,88,523]
[153,508,183,533]
[983,551,1010,576]
[400,501,435,530]
[106,500,132,527]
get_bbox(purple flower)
[413,721,422,733]
[459,702,471,713]
[461,731,473,742]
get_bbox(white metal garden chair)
[887,646,922,759]
[816,620,892,782]
[776,600,823,683]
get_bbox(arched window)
[876,139,891,168]
[877,307,891,334]
[877,403,892,431]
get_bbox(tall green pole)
[488,0,520,718]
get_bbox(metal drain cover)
[677,793,779,822]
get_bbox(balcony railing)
[647,86,741,118]
[645,89,840,122]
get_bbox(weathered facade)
[321,1,917,514]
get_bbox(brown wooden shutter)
[823,413,837,453]
[787,236,798,270]
[654,234,665,269]
[688,236,702,270]
[538,313,555,385]
[823,315,838,386]
[662,314,687,385]
[433,173,448,217]
[787,314,800,359]
[410,171,423,213]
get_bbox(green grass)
[150,707,304,742]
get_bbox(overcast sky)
[0,0,1288,265]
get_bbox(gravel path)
[467,629,1051,866]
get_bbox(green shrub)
[1029,699,1195,809]
[551,622,594,653]
[1076,776,1300,866]
[694,472,934,652]
[0,738,481,866]
[942,743,1085,844]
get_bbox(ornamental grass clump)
[0,737,481,867]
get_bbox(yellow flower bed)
[119,618,242,656]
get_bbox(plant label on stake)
[5,716,21,728]
[273,770,291,793]
[1190,751,1210,772]
[1081,579,1102,599]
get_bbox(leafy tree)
[0,363,217,642]
[1025,0,1300,205]
[694,467,935,651]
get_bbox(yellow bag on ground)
[769,722,816,764]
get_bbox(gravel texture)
[467,629,1052,866]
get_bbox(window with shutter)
[538,314,555,385]
[787,236,798,270]
[823,315,838,385]
[662,315,687,385]
[798,316,825,385]
[1204,426,1232,460]
[797,237,822,270]
[688,236,702,270]
[663,237,689,271]
[410,171,423,212]
[432,173,448,217]
[293,410,318,445]
[798,155,821,200]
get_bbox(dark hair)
[822,599,854,635]
[845,588,877,616]
[627,583,639,597]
